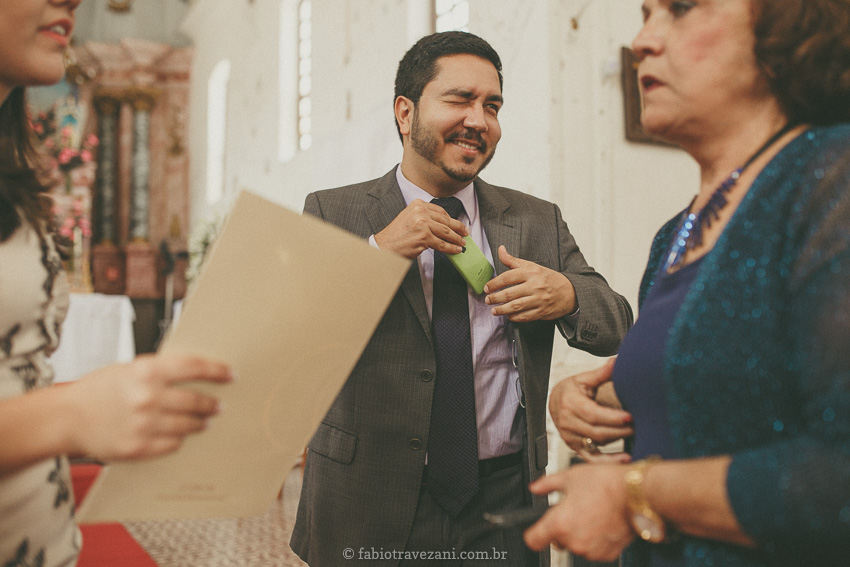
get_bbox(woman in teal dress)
[0,2,233,565]
[525,1,850,566]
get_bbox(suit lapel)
[366,174,521,345]
[476,180,521,277]
[476,180,529,407]
[366,168,433,345]
[364,169,407,235]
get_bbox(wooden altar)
[55,39,193,303]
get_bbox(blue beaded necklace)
[663,123,795,271]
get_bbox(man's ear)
[394,96,414,137]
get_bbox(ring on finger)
[582,436,599,453]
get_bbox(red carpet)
[72,463,159,567]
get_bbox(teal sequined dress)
[623,124,850,567]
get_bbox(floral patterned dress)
[0,219,80,567]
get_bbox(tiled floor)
[123,468,307,567]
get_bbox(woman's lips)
[640,75,663,92]
[39,20,73,47]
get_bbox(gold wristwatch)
[624,456,667,543]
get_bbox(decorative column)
[124,86,161,298]
[128,87,158,241]
[91,91,125,294]
[94,92,120,243]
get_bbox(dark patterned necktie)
[427,196,478,516]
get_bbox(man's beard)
[410,111,496,183]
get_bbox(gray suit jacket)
[291,168,632,566]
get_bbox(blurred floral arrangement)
[186,209,226,288]
[29,100,98,289]
[29,105,98,192]
[56,196,92,240]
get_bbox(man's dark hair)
[393,31,503,141]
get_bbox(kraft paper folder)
[77,190,408,523]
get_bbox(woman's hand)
[524,464,635,562]
[549,360,633,463]
[65,354,233,461]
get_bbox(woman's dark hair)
[393,31,503,141]
[751,0,850,126]
[0,87,52,242]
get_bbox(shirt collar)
[395,165,478,224]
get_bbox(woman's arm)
[644,456,753,545]
[523,456,754,562]
[0,354,232,475]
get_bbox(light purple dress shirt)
[370,167,523,460]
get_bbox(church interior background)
[37,1,701,565]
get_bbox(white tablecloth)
[49,293,136,383]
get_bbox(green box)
[447,236,494,295]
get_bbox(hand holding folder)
[77,191,408,523]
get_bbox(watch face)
[633,512,665,543]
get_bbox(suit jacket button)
[409,438,423,450]
[580,329,598,340]
[420,369,433,382]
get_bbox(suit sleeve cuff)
[556,304,580,339]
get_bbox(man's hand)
[484,246,577,322]
[374,199,469,259]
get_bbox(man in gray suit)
[291,32,632,566]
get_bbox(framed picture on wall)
[621,46,677,147]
